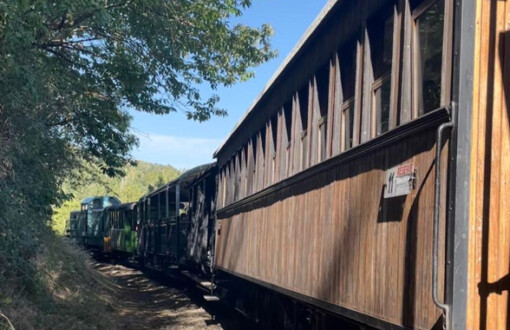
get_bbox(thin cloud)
[132,133,222,169]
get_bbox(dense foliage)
[0,0,274,323]
[52,161,180,234]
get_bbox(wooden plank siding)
[215,128,448,328]
[466,0,510,328]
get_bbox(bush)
[0,231,117,329]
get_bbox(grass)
[0,233,117,330]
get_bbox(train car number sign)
[384,163,415,198]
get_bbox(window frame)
[283,100,293,150]
[297,81,310,171]
[411,0,452,118]
[366,1,402,139]
[341,96,355,151]
[372,72,393,136]
[337,36,360,152]
[314,62,331,162]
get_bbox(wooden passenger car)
[213,0,507,328]
[185,164,217,274]
[137,164,215,270]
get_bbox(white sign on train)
[384,163,415,198]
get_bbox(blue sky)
[131,1,326,170]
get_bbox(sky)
[130,1,327,170]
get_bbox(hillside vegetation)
[52,161,181,235]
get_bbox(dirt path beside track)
[92,262,245,330]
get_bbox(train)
[67,0,510,328]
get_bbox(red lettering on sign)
[396,164,413,177]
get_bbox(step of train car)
[203,295,220,302]
[181,270,217,293]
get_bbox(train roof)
[213,0,339,159]
[80,196,96,204]
[105,202,137,211]
[139,162,216,200]
[178,162,216,185]
[80,196,121,204]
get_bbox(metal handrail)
[433,104,455,330]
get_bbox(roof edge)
[213,0,340,158]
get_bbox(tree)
[0,0,275,175]
[0,0,275,299]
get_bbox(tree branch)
[0,310,15,330]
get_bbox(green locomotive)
[67,196,121,250]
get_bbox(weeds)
[0,232,117,330]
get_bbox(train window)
[242,144,249,197]
[248,136,256,194]
[341,99,355,151]
[93,198,102,209]
[251,135,257,169]
[269,116,278,183]
[235,152,241,200]
[260,125,266,156]
[316,64,330,118]
[224,165,230,205]
[145,199,149,222]
[298,84,309,132]
[149,196,155,221]
[283,99,292,147]
[237,152,242,199]
[270,115,278,159]
[298,83,309,170]
[338,40,357,150]
[316,63,329,162]
[227,159,233,204]
[281,101,292,179]
[368,7,395,136]
[257,127,266,189]
[259,125,266,183]
[413,0,445,115]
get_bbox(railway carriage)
[212,0,510,329]
[136,163,216,271]
[103,202,138,256]
[185,164,218,275]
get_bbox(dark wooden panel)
[215,127,448,329]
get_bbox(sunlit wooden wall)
[467,0,510,329]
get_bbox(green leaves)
[0,0,274,299]
[1,0,275,177]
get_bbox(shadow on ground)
[93,262,250,330]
